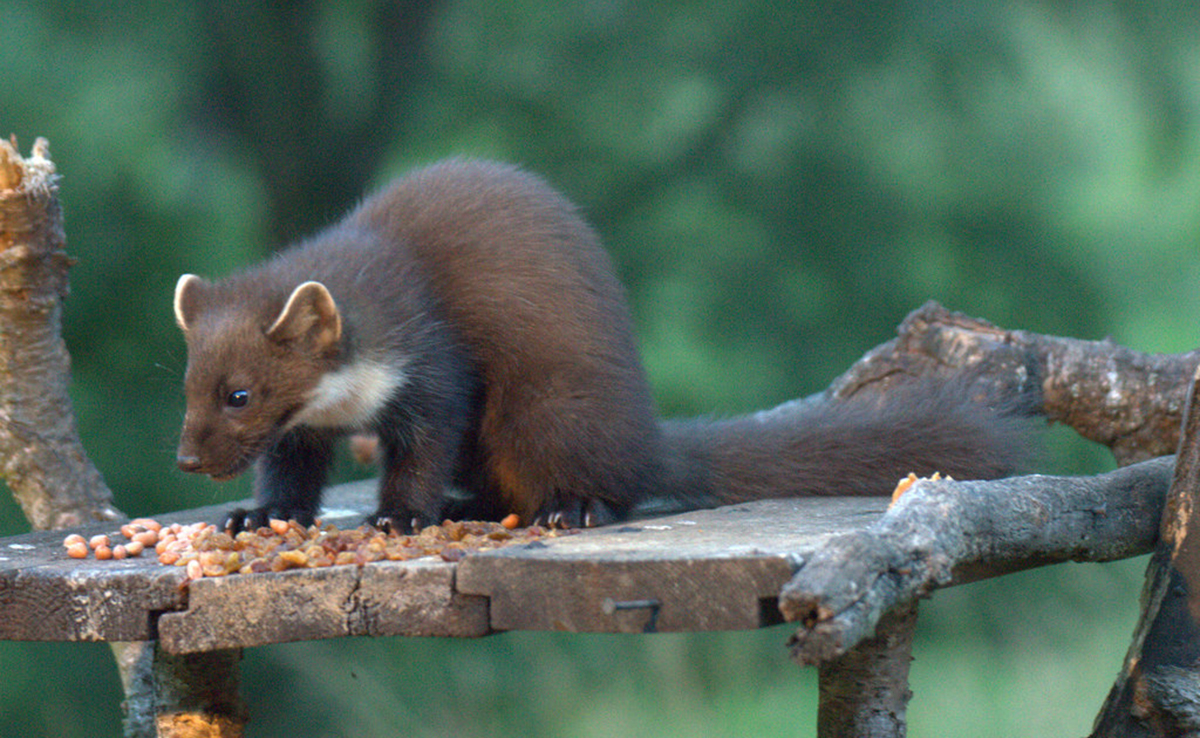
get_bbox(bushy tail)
[654,380,1037,510]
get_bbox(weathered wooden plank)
[156,560,488,654]
[1,556,185,642]
[0,527,187,642]
[0,481,889,646]
[456,497,888,633]
[0,481,378,644]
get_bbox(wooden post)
[817,602,918,738]
[1092,365,1200,735]
[116,643,248,738]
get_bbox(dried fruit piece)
[63,512,578,580]
[278,549,308,568]
[891,473,918,503]
[889,471,948,506]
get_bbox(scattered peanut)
[131,518,162,533]
[133,530,158,547]
[60,519,164,560]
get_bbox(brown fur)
[174,159,1033,530]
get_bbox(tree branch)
[816,601,918,738]
[826,301,1197,466]
[1090,366,1200,736]
[780,456,1173,664]
[0,137,117,529]
[778,301,1200,665]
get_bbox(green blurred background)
[1,0,1195,735]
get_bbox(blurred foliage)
[2,0,1198,735]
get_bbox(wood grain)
[457,497,888,633]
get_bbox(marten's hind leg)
[483,394,653,528]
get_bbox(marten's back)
[350,160,662,521]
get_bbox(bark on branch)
[0,137,118,529]
[784,302,1200,731]
[1090,366,1200,736]
[780,456,1173,664]
[816,602,919,738]
[826,301,1196,466]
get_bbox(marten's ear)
[266,281,342,354]
[173,274,205,332]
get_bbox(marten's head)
[172,274,342,480]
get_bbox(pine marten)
[173,159,1032,532]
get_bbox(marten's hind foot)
[532,494,623,529]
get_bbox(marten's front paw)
[223,507,267,534]
[533,496,620,529]
[223,506,315,534]
[366,509,434,534]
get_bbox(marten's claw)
[223,507,266,534]
[534,496,620,529]
[223,506,315,534]
[366,511,428,534]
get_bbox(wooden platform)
[0,480,888,653]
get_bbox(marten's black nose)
[177,454,203,473]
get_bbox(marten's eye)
[226,389,250,408]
